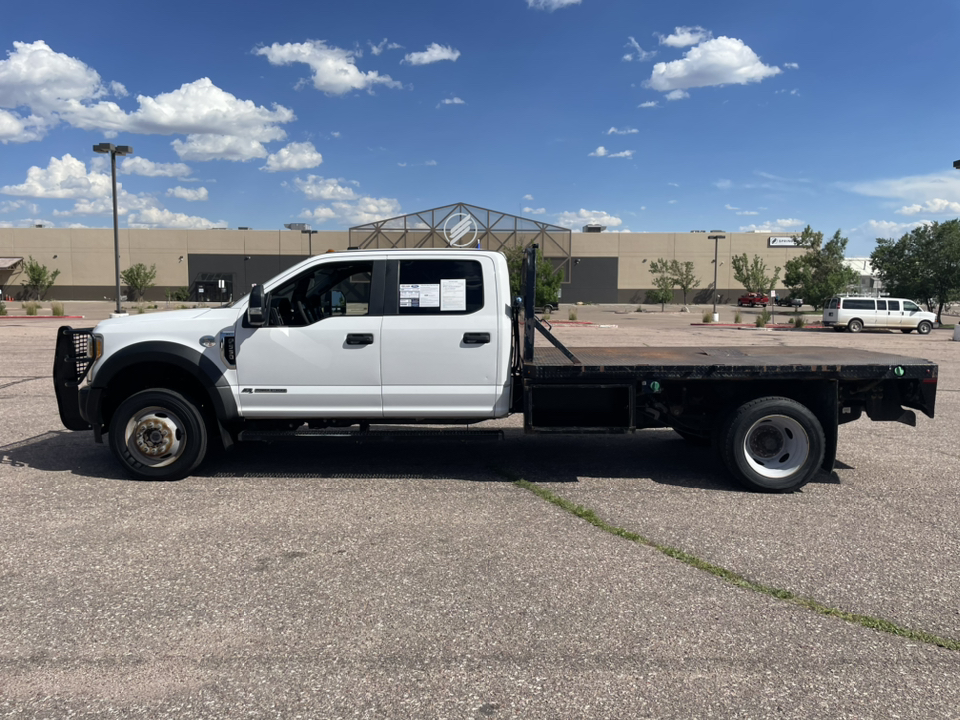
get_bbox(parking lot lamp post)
[301,229,318,256]
[708,234,725,322]
[93,143,133,316]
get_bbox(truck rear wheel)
[720,397,825,493]
[109,389,208,481]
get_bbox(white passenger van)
[823,296,937,334]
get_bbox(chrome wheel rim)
[742,414,810,480]
[124,406,187,468]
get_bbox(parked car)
[823,296,937,334]
[737,292,769,307]
[776,295,803,307]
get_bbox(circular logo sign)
[442,212,479,247]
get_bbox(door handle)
[462,332,491,345]
[346,333,374,345]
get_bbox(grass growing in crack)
[510,476,960,653]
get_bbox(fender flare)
[90,341,238,441]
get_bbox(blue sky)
[2,0,959,256]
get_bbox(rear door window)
[397,259,484,315]
[842,299,875,310]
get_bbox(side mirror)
[247,284,265,326]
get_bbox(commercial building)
[0,204,809,304]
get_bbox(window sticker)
[400,283,440,308]
[441,278,466,311]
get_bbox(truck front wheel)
[109,389,208,481]
[720,397,825,493]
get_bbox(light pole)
[93,143,133,317]
[708,233,725,322]
[301,228,318,256]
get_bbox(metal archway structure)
[349,202,573,282]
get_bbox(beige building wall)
[0,226,809,302]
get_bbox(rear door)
[379,256,500,418]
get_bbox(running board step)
[239,428,504,442]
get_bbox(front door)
[380,256,500,418]
[234,259,383,418]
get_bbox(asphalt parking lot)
[2,302,959,719]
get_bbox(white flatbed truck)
[54,246,938,492]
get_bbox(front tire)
[720,397,825,492]
[917,320,933,335]
[109,389,208,481]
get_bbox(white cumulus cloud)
[523,207,546,215]
[262,141,323,172]
[623,37,656,62]
[172,134,270,162]
[527,0,580,10]
[556,209,624,230]
[120,157,192,178]
[166,186,209,202]
[589,146,608,157]
[437,97,465,108]
[294,175,358,202]
[128,207,227,229]
[606,126,639,135]
[646,36,781,97]
[658,26,712,48]
[896,199,960,215]
[0,153,112,198]
[739,218,804,232]
[403,43,461,66]
[255,40,402,95]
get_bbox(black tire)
[917,320,933,335]
[719,397,825,493]
[737,300,743,307]
[109,389,208,481]
[901,328,913,334]
[847,319,863,333]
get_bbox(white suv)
[823,296,936,334]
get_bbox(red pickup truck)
[737,292,769,307]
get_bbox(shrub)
[568,309,578,321]
[792,314,806,328]
[734,310,743,324]
[0,301,6,316]
[755,309,771,327]
[702,310,713,323]
[51,301,65,316]
[25,301,39,316]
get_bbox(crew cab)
[54,247,938,493]
[737,292,769,307]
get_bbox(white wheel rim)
[124,406,187,468]
[742,414,810,479]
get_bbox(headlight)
[86,334,103,383]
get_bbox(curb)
[0,315,85,320]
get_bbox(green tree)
[731,254,781,295]
[120,263,158,302]
[783,226,859,310]
[647,258,676,311]
[871,219,960,323]
[670,259,701,307]
[503,246,564,308]
[20,256,61,300]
